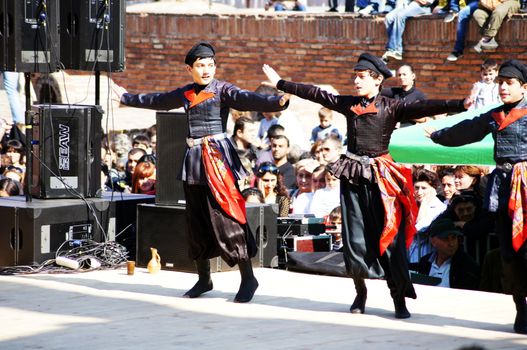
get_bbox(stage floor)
[1,268,526,350]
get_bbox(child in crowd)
[310,107,342,144]
[257,111,279,145]
[327,206,343,251]
[309,169,340,218]
[467,59,501,111]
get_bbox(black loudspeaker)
[136,203,278,272]
[60,0,125,72]
[246,203,278,268]
[31,104,102,199]
[0,196,110,266]
[155,111,187,206]
[0,0,60,72]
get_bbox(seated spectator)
[453,165,484,195]
[437,166,457,204]
[131,160,156,195]
[466,59,501,110]
[265,0,307,11]
[409,168,447,267]
[242,187,265,204]
[312,164,327,190]
[4,139,25,171]
[309,168,340,218]
[381,64,427,104]
[124,147,147,192]
[270,135,296,190]
[438,190,495,264]
[290,158,319,214]
[255,162,291,217]
[0,177,21,197]
[310,107,342,144]
[473,0,520,53]
[319,137,343,165]
[382,0,434,62]
[444,0,480,61]
[132,134,152,154]
[417,218,480,290]
[310,140,325,166]
[327,206,343,251]
[230,116,259,168]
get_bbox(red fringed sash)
[508,161,527,252]
[491,108,527,131]
[184,89,215,109]
[201,138,247,225]
[372,157,418,255]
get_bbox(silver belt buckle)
[502,162,513,172]
[186,138,195,147]
[359,155,370,166]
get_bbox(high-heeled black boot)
[350,278,367,314]
[234,260,259,303]
[183,259,213,298]
[513,295,527,334]
[393,298,411,319]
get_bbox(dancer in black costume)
[263,53,467,317]
[115,42,289,302]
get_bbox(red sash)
[201,138,247,225]
[372,157,418,256]
[508,161,527,252]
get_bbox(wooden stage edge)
[1,267,526,350]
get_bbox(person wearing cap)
[416,218,480,290]
[428,59,527,334]
[263,53,467,319]
[114,41,289,304]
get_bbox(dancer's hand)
[111,83,128,106]
[424,126,436,138]
[262,64,282,87]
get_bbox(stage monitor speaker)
[104,192,155,261]
[0,196,110,266]
[136,203,278,272]
[31,104,103,199]
[0,0,60,72]
[60,0,125,72]
[155,111,187,206]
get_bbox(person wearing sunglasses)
[263,53,468,319]
[255,162,290,217]
[114,41,289,304]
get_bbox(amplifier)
[282,234,332,253]
[277,217,326,236]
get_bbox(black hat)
[498,59,527,84]
[184,41,215,66]
[354,53,393,79]
[428,218,462,239]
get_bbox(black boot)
[183,259,213,298]
[394,298,411,319]
[514,295,527,334]
[350,278,367,314]
[234,260,259,303]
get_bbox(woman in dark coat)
[116,42,288,303]
[263,53,467,318]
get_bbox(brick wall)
[113,12,527,99]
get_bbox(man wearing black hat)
[429,59,527,334]
[263,53,467,318]
[114,41,289,303]
[416,218,480,290]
